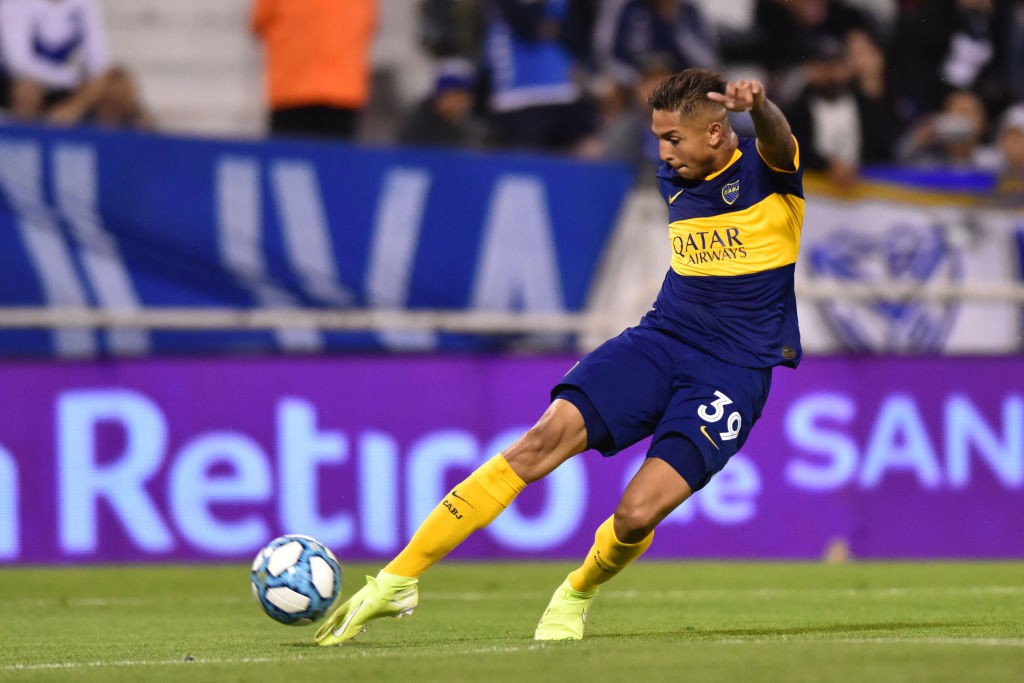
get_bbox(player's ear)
[706,119,724,146]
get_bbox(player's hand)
[707,80,767,113]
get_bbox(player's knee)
[612,501,658,543]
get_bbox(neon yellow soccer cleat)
[533,576,598,641]
[314,571,419,646]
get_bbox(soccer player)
[315,68,804,645]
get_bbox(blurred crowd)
[251,0,1024,193]
[0,0,153,130]
[0,0,1022,194]
[398,0,1024,193]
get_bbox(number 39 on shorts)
[697,390,741,441]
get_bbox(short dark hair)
[646,68,726,119]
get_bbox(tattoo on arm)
[749,99,797,171]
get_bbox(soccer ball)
[250,534,342,625]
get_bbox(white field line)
[4,638,1024,673]
[0,645,546,672]
[1,585,1023,610]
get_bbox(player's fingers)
[735,81,755,100]
[707,91,741,111]
[713,81,758,111]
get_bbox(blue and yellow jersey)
[642,135,804,368]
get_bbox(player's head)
[647,68,734,180]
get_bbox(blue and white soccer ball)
[250,534,342,625]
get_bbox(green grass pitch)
[1,561,1022,682]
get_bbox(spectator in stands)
[888,0,1018,130]
[781,27,902,183]
[896,88,1001,170]
[598,0,718,87]
[748,0,878,107]
[783,36,863,188]
[250,0,378,140]
[398,57,485,148]
[482,0,601,156]
[994,103,1024,195]
[844,28,902,167]
[89,66,156,130]
[782,29,902,187]
[0,0,149,128]
[597,53,677,184]
[418,0,486,61]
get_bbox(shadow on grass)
[593,621,966,641]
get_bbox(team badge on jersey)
[722,180,740,205]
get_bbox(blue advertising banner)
[0,124,633,356]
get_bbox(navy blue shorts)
[552,325,772,490]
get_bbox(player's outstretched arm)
[707,80,796,172]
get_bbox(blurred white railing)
[1,279,1022,334]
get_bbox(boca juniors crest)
[722,180,740,205]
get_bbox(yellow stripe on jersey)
[668,192,804,277]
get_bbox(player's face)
[651,109,717,180]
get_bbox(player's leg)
[383,397,587,577]
[535,439,696,640]
[315,398,588,645]
[536,342,773,639]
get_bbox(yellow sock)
[567,515,653,593]
[384,454,526,578]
